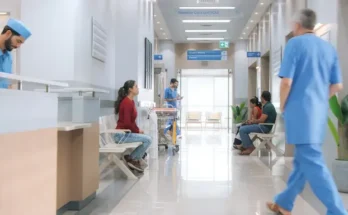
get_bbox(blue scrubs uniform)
[275,34,347,214]
[0,51,12,89]
[164,87,181,135]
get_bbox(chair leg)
[267,140,284,156]
[250,140,266,156]
[111,154,138,180]
[99,154,114,174]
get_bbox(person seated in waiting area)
[233,96,263,149]
[238,91,277,155]
[114,80,152,173]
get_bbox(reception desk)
[0,89,60,215]
[56,122,100,213]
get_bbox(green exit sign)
[219,41,229,49]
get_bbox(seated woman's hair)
[114,80,136,114]
[250,96,262,108]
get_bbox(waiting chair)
[99,115,142,180]
[205,112,222,129]
[185,111,203,129]
[249,118,283,156]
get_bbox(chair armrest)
[101,129,131,134]
[259,123,275,126]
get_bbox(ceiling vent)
[200,33,213,36]
[197,0,219,4]
[200,24,213,27]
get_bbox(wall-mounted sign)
[187,50,227,61]
[247,52,261,58]
[219,41,229,49]
[92,17,107,63]
[154,54,163,60]
[177,10,219,16]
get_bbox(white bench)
[249,119,283,157]
[99,115,142,180]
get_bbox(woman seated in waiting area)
[114,80,152,173]
[233,96,262,149]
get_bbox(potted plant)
[328,95,348,193]
[231,102,248,133]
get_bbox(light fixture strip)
[185,30,227,33]
[187,38,224,40]
[182,20,231,23]
[179,7,235,10]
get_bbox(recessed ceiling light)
[187,37,224,41]
[260,2,264,5]
[163,33,166,35]
[166,38,168,39]
[154,14,157,17]
[157,21,160,24]
[240,37,243,39]
[160,28,163,30]
[250,20,254,22]
[185,30,227,33]
[243,32,246,35]
[183,20,231,23]
[246,27,249,29]
[179,7,235,10]
[255,12,258,15]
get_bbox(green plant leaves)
[341,95,348,125]
[329,95,344,124]
[231,101,248,124]
[328,117,340,147]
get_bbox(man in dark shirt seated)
[238,91,277,155]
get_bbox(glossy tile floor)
[65,130,348,215]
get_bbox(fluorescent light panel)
[185,30,227,33]
[187,37,224,41]
[179,6,235,9]
[183,20,231,23]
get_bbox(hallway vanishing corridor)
[64,130,348,215]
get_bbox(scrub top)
[279,33,342,144]
[0,51,12,89]
[164,87,177,108]
[262,102,277,131]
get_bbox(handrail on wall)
[35,87,110,97]
[0,72,69,92]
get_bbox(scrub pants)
[275,144,347,215]
[164,119,181,136]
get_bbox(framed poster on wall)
[144,38,153,89]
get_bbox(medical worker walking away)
[0,18,31,89]
[267,9,347,215]
[164,78,183,137]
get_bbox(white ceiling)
[154,0,265,43]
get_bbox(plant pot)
[332,159,348,193]
[338,125,348,160]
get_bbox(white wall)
[158,40,175,84]
[137,0,154,102]
[20,0,77,81]
[73,0,116,90]
[19,0,154,102]
[233,40,248,104]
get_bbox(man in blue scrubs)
[0,18,31,89]
[267,9,347,215]
[164,78,183,136]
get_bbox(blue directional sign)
[187,50,227,61]
[247,52,261,58]
[154,54,163,60]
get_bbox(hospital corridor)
[1,0,348,215]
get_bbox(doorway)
[177,69,232,130]
[261,51,270,92]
